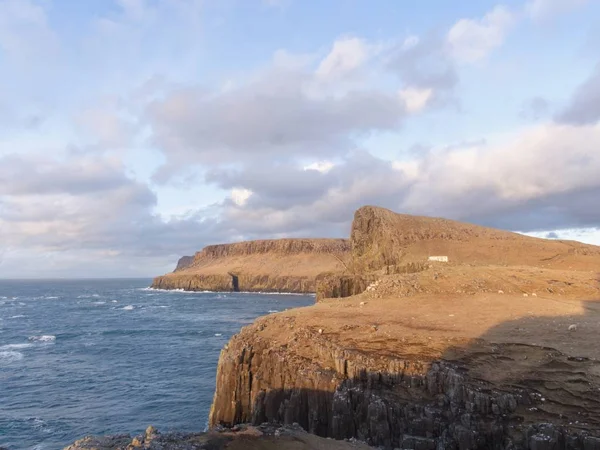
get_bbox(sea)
[0,279,315,449]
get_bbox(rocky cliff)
[209,294,600,449]
[151,238,350,293]
[351,206,600,273]
[316,206,600,300]
[209,206,600,449]
[175,255,194,271]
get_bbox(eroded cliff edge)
[209,206,600,449]
[152,238,350,293]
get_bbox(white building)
[428,256,449,262]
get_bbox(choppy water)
[0,279,314,449]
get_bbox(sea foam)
[0,343,33,350]
[0,350,24,362]
[28,335,56,343]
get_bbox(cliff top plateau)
[209,206,600,449]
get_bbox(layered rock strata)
[152,238,350,293]
[209,306,600,449]
[209,206,600,449]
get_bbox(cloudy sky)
[1,0,599,278]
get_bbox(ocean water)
[0,279,314,449]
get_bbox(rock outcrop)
[350,206,600,273]
[209,206,600,449]
[151,238,350,293]
[209,300,600,449]
[175,255,194,272]
[65,423,373,450]
[316,206,600,300]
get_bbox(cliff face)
[315,206,600,300]
[152,273,317,293]
[174,255,194,271]
[197,239,350,259]
[209,297,600,449]
[350,206,600,273]
[209,206,600,449]
[151,238,350,293]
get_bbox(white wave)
[214,333,222,336]
[28,335,56,342]
[1,343,33,350]
[19,302,26,306]
[111,300,118,303]
[45,296,59,299]
[0,350,24,362]
[121,305,135,311]
[91,301,106,305]
[144,286,315,296]
[9,315,26,319]
[0,296,7,299]
[29,417,52,434]
[268,310,279,313]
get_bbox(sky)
[1,0,600,278]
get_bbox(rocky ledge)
[65,423,373,450]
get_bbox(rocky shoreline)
[65,423,373,450]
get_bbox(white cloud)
[316,37,371,80]
[399,87,433,113]
[231,188,253,206]
[146,62,406,178]
[524,228,600,246]
[217,121,600,237]
[447,5,516,63]
[303,161,335,173]
[526,0,590,20]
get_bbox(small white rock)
[359,301,366,306]
[532,293,538,297]
[498,290,504,294]
[318,328,323,334]
[568,324,577,331]
[523,293,529,297]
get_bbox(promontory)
[151,238,350,293]
[209,206,600,449]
